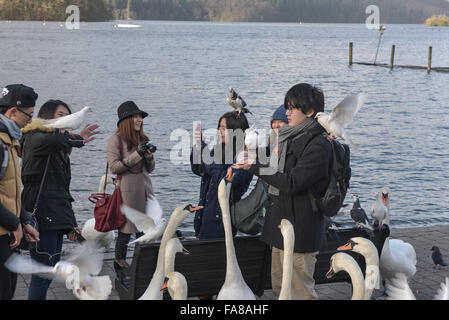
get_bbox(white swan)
[164,237,189,277]
[385,274,449,300]
[161,271,188,300]
[326,252,365,300]
[138,204,201,300]
[278,219,294,300]
[216,178,256,300]
[338,237,380,300]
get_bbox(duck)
[278,219,294,300]
[326,252,365,300]
[337,237,380,300]
[216,178,256,300]
[138,204,201,300]
[160,271,188,300]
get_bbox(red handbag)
[89,135,126,232]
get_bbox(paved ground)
[12,225,449,300]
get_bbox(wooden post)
[427,46,432,74]
[389,45,395,70]
[349,42,353,66]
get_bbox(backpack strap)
[0,139,8,180]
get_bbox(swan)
[337,237,380,300]
[278,219,294,300]
[81,175,116,249]
[216,178,256,300]
[385,275,449,300]
[160,271,188,300]
[164,237,189,277]
[326,252,365,300]
[138,204,201,300]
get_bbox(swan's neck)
[358,243,380,299]
[278,233,294,300]
[220,190,244,283]
[165,246,176,276]
[344,261,365,300]
[140,214,185,299]
[382,207,390,226]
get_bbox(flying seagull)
[315,94,365,148]
[5,241,112,300]
[121,195,167,244]
[43,106,92,130]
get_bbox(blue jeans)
[28,230,65,300]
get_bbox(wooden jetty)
[349,42,449,74]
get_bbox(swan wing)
[434,277,449,300]
[386,273,416,300]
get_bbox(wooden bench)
[115,227,387,300]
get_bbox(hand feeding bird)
[43,106,92,130]
[5,241,112,300]
[431,246,448,269]
[226,88,252,117]
[315,93,365,149]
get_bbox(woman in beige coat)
[107,101,155,270]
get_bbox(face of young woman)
[218,118,228,144]
[271,120,287,130]
[133,114,143,131]
[54,105,70,119]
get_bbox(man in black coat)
[233,83,332,299]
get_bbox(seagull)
[5,241,112,300]
[43,106,92,130]
[431,246,448,269]
[226,88,252,117]
[315,93,366,148]
[350,194,373,231]
[120,195,167,244]
[369,191,388,230]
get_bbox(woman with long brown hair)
[107,101,155,270]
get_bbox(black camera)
[145,141,157,153]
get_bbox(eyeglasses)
[17,108,33,119]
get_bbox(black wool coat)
[20,123,84,233]
[250,123,332,253]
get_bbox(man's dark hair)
[38,100,72,120]
[284,83,324,117]
[0,105,31,115]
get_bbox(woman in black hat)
[106,101,155,270]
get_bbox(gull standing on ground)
[315,93,365,148]
[431,246,448,269]
[350,194,373,231]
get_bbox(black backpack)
[308,137,351,217]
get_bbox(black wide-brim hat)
[0,84,38,108]
[117,101,149,126]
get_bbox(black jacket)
[20,125,84,233]
[250,123,332,253]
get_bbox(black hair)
[38,100,72,120]
[284,83,324,117]
[0,105,33,115]
[216,111,250,164]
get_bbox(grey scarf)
[267,117,316,196]
[0,114,22,140]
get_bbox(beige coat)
[107,134,155,234]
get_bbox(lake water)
[1,21,448,236]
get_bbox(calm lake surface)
[1,21,448,236]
